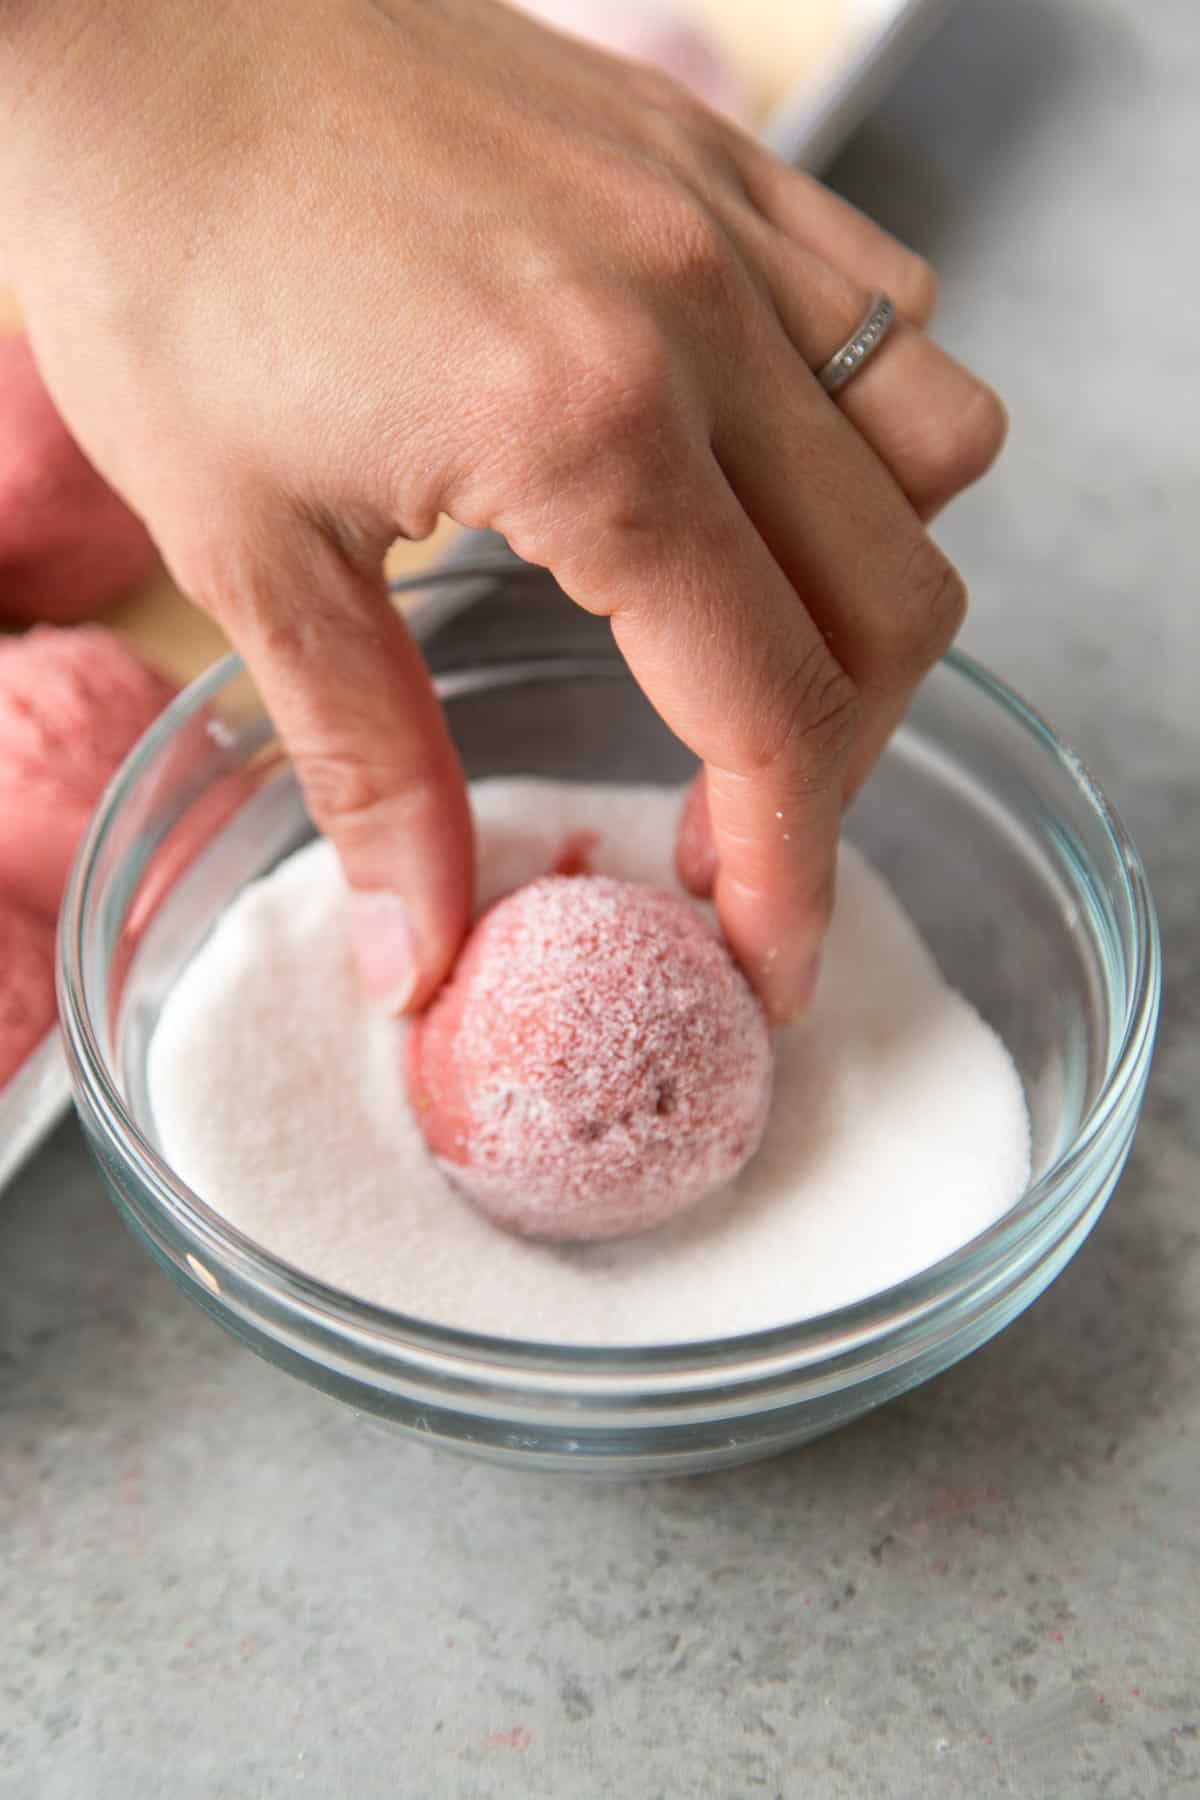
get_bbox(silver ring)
[817,291,897,395]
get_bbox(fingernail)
[349,890,419,1014]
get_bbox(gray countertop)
[3,2,1198,1795]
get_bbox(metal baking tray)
[0,0,951,1194]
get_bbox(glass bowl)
[57,565,1160,1476]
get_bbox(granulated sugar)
[147,780,1031,1345]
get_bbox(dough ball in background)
[0,893,57,1085]
[0,625,176,918]
[0,334,156,627]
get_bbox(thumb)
[675,769,717,896]
[191,523,473,1014]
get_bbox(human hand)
[2,0,1005,1021]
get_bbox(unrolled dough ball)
[0,335,156,625]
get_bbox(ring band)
[817,291,897,395]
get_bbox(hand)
[2,0,1005,1021]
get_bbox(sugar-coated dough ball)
[407,874,773,1241]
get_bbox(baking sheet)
[0,0,950,1193]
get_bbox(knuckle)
[657,201,736,293]
[629,62,725,149]
[165,532,247,620]
[170,528,303,636]
[296,743,449,860]
[294,744,438,849]
[573,322,677,445]
[295,748,393,834]
[544,291,668,420]
[884,541,968,677]
[750,643,861,780]
[627,59,695,120]
[643,198,746,328]
[517,299,684,501]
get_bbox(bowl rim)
[57,600,1162,1377]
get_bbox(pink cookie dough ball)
[0,893,57,1087]
[0,334,156,626]
[0,625,176,919]
[517,0,748,122]
[407,874,773,1242]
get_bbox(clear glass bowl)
[57,566,1161,1476]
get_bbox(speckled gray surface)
[3,1,1198,1794]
